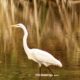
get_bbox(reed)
[0,0,80,66]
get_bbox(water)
[0,60,80,80]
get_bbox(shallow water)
[0,61,80,80]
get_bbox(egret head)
[12,23,25,28]
[11,23,28,35]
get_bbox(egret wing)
[30,49,57,64]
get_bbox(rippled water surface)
[0,61,80,80]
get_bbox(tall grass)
[0,0,80,67]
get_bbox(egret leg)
[39,67,41,80]
[50,77,53,80]
[47,67,54,76]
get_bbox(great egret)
[12,23,62,77]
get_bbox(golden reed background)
[0,0,80,67]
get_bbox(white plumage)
[30,49,62,67]
[12,23,62,73]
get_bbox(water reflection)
[0,59,80,80]
[0,73,80,80]
[0,64,80,80]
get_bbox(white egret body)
[12,23,62,75]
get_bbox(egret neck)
[22,27,31,59]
